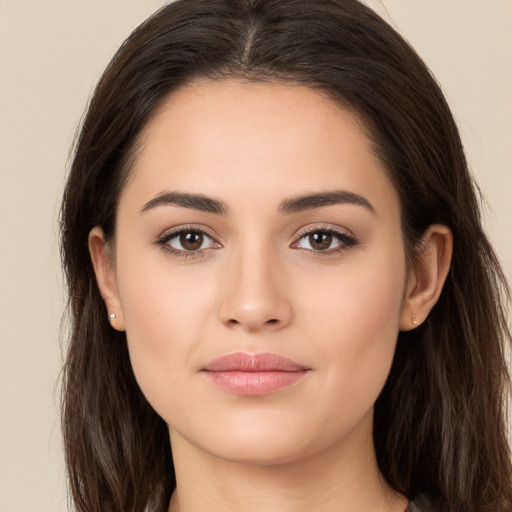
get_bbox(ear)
[400,224,453,331]
[88,227,125,331]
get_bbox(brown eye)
[308,232,333,251]
[179,232,204,250]
[167,230,215,252]
[294,229,356,253]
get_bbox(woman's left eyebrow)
[279,190,377,215]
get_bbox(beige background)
[0,1,510,511]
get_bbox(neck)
[167,413,407,512]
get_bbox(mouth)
[201,352,310,396]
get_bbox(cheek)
[301,246,405,332]
[113,244,218,416]
[297,246,406,407]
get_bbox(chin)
[204,435,318,467]
[171,410,364,469]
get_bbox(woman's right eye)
[157,228,220,256]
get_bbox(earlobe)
[400,224,453,331]
[88,227,126,331]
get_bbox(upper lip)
[202,352,309,372]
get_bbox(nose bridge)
[219,235,292,331]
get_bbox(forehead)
[120,80,399,217]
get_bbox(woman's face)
[104,81,411,464]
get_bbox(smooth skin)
[89,80,452,512]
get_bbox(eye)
[293,228,357,253]
[168,230,213,251]
[156,227,220,256]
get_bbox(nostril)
[220,300,292,331]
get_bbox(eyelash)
[155,225,219,260]
[292,226,358,256]
[155,225,358,259]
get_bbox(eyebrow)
[279,190,376,215]
[140,189,376,216]
[141,191,229,215]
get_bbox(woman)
[60,1,512,511]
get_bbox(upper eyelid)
[294,224,355,239]
[158,224,221,242]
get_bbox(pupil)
[180,232,203,250]
[310,232,332,250]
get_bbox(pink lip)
[202,352,310,396]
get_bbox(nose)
[218,246,293,333]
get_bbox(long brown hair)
[60,1,512,511]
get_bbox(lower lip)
[203,370,309,396]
